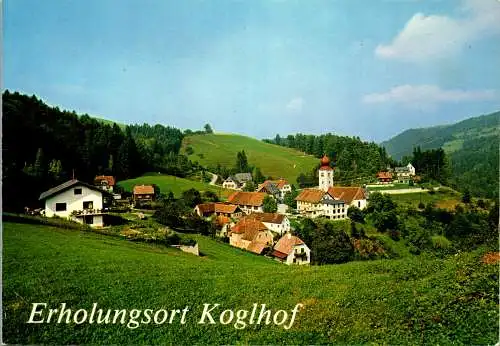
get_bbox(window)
[83,201,94,210]
[358,201,361,208]
[74,188,82,195]
[55,203,67,211]
[85,216,94,224]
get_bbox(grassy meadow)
[3,222,498,344]
[118,173,232,199]
[390,188,462,210]
[181,134,318,184]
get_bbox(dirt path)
[209,172,218,185]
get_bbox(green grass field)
[181,134,318,184]
[118,173,232,199]
[367,183,419,191]
[3,222,497,344]
[390,189,462,210]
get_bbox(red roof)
[327,187,366,204]
[227,191,267,207]
[215,203,239,214]
[247,212,285,224]
[376,172,393,179]
[274,234,305,255]
[133,185,155,195]
[231,218,268,235]
[295,189,326,203]
[94,175,116,186]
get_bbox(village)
[35,154,419,265]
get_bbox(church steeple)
[318,154,334,191]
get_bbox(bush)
[347,206,365,223]
[431,235,451,250]
[418,202,425,209]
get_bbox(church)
[295,155,367,219]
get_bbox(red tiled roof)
[215,203,239,214]
[230,218,268,235]
[274,234,305,255]
[271,249,288,259]
[260,179,289,190]
[247,212,285,224]
[327,187,366,204]
[196,203,216,215]
[295,189,326,203]
[376,172,393,179]
[227,191,267,207]
[319,166,333,171]
[133,185,155,195]
[94,175,116,186]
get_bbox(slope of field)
[380,111,499,160]
[181,134,318,184]
[118,173,232,199]
[3,222,497,344]
[380,111,499,199]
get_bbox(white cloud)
[362,85,498,106]
[375,0,500,62]
[286,97,305,112]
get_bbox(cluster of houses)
[36,154,371,265]
[376,163,417,184]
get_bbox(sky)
[4,0,500,142]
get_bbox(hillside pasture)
[181,134,318,184]
[118,173,232,199]
[390,188,461,210]
[3,222,498,344]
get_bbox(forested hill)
[263,133,395,185]
[381,111,499,199]
[2,90,198,211]
[380,111,499,161]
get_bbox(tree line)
[2,90,197,211]
[264,133,396,185]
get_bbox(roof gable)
[227,191,267,206]
[274,234,305,255]
[327,187,366,203]
[133,185,155,195]
[39,179,107,200]
[247,212,285,224]
[295,189,325,203]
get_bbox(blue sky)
[4,0,500,142]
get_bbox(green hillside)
[380,111,499,199]
[381,111,499,161]
[3,222,497,344]
[181,134,318,184]
[118,173,232,199]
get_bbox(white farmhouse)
[272,233,310,265]
[295,189,348,220]
[39,179,110,227]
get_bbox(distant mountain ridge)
[381,111,499,161]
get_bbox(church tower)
[319,154,334,191]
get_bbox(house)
[376,171,393,184]
[394,163,416,183]
[38,179,110,227]
[271,233,310,265]
[133,185,155,202]
[257,181,281,200]
[222,176,240,190]
[295,188,347,220]
[327,186,368,210]
[246,212,290,235]
[94,175,116,193]
[229,217,274,254]
[222,173,253,190]
[194,202,243,219]
[257,179,292,201]
[226,191,267,214]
